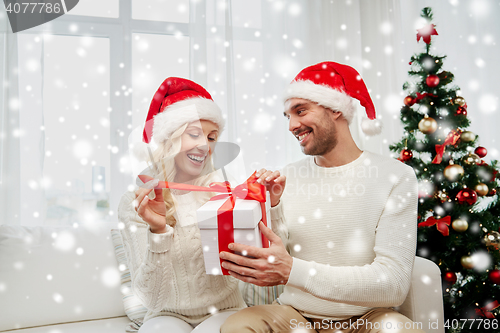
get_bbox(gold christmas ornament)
[460,131,476,142]
[474,183,489,196]
[451,219,468,232]
[418,116,438,134]
[453,96,466,106]
[463,153,480,165]
[484,231,500,250]
[461,255,474,269]
[434,190,449,202]
[443,163,464,182]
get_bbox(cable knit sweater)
[269,151,418,320]
[117,190,247,325]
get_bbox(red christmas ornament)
[456,106,467,116]
[489,188,497,196]
[475,146,487,158]
[489,270,500,284]
[426,75,440,88]
[400,149,413,162]
[404,96,415,106]
[444,271,457,284]
[456,188,478,205]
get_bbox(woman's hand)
[134,188,168,233]
[255,169,286,207]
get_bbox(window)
[6,0,286,226]
[66,0,119,18]
[132,0,189,23]
[43,35,111,224]
[10,1,196,226]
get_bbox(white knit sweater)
[118,190,247,325]
[270,151,418,320]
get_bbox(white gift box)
[197,192,271,275]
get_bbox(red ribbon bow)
[475,300,500,319]
[417,24,438,44]
[432,129,462,164]
[415,92,437,102]
[418,215,451,236]
[138,172,269,275]
[210,173,267,202]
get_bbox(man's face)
[283,98,338,156]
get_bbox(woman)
[118,78,247,332]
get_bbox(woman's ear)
[209,141,217,155]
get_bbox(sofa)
[0,224,445,333]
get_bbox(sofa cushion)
[238,281,284,307]
[110,229,147,332]
[0,225,125,331]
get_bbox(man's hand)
[255,169,286,207]
[219,222,293,286]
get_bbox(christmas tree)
[390,7,500,332]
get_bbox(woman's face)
[174,120,219,183]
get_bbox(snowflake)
[53,293,64,303]
[478,94,498,114]
[471,251,491,272]
[380,21,393,35]
[54,231,75,251]
[288,3,301,16]
[420,275,432,285]
[101,267,120,287]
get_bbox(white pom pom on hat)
[361,118,383,136]
[283,61,382,136]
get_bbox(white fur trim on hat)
[152,97,225,144]
[283,80,356,124]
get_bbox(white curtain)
[400,0,500,159]
[1,0,499,226]
[0,12,21,225]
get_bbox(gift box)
[197,192,271,275]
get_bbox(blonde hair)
[149,123,217,227]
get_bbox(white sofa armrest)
[397,256,445,333]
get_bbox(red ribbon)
[475,300,500,319]
[418,216,451,236]
[432,129,462,164]
[415,92,437,102]
[138,172,270,275]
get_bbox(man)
[219,62,424,333]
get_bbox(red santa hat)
[133,77,225,160]
[283,62,382,135]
